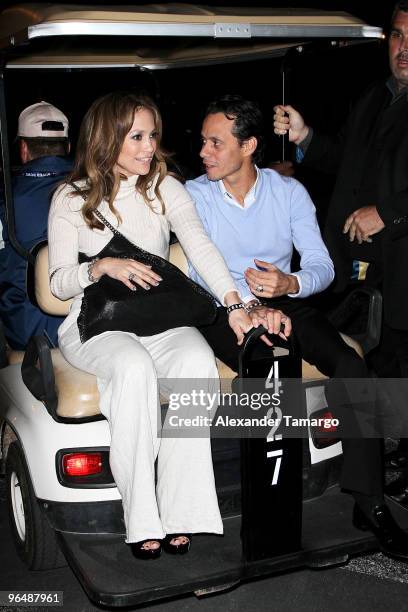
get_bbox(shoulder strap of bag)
[69,181,123,238]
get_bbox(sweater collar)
[115,173,139,199]
[217,166,260,210]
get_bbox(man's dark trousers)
[199,297,383,497]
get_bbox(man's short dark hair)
[392,1,408,23]
[205,95,265,165]
[20,137,69,159]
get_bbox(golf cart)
[0,3,396,607]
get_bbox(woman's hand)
[224,291,253,345]
[227,308,253,346]
[91,257,162,291]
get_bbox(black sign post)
[239,329,304,561]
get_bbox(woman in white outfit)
[48,91,255,559]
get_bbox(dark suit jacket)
[304,79,408,330]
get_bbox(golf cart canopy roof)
[0,3,383,69]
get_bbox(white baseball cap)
[17,101,69,139]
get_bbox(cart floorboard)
[57,487,407,608]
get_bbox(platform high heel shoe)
[131,539,162,560]
[353,503,408,561]
[162,534,191,555]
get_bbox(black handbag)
[77,208,217,342]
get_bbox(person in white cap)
[0,101,71,349]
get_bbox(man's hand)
[248,305,292,342]
[273,105,309,145]
[343,206,385,243]
[245,260,299,298]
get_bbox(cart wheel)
[5,441,66,570]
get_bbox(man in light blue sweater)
[185,95,408,561]
[186,95,339,374]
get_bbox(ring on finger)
[128,272,135,281]
[256,284,264,292]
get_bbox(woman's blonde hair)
[68,91,168,230]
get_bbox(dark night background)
[0,1,398,225]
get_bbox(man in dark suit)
[274,1,408,468]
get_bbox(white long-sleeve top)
[48,173,237,332]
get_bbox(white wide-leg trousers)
[59,320,223,543]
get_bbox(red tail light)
[318,411,338,434]
[63,453,103,477]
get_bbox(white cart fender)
[0,363,120,503]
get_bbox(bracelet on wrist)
[87,258,100,283]
[226,303,245,315]
[245,300,262,313]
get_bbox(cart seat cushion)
[7,350,25,365]
[35,245,72,316]
[50,349,101,418]
[50,351,236,419]
[48,335,359,419]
